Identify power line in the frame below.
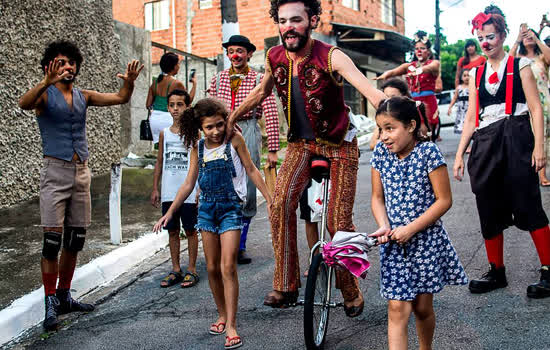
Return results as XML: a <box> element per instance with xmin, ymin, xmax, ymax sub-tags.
<box><xmin>442</xmin><ymin>0</ymin><xmax>464</xmax><ymax>12</ymax></box>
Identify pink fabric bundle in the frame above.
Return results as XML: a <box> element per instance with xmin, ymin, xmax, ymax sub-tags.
<box><xmin>322</xmin><ymin>231</ymin><xmax>376</xmax><ymax>279</ymax></box>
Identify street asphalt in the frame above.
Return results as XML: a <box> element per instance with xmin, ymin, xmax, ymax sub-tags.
<box><xmin>13</xmin><ymin>128</ymin><xmax>550</xmax><ymax>350</ymax></box>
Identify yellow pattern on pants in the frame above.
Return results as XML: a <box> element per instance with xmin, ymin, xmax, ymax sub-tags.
<box><xmin>270</xmin><ymin>138</ymin><xmax>361</xmax><ymax>301</ymax></box>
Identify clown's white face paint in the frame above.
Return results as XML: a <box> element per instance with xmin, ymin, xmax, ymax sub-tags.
<box><xmin>477</xmin><ymin>24</ymin><xmax>505</xmax><ymax>60</ymax></box>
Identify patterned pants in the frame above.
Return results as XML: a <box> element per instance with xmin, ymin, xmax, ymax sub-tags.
<box><xmin>270</xmin><ymin>138</ymin><xmax>361</xmax><ymax>301</ymax></box>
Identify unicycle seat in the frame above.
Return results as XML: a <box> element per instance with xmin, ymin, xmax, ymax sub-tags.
<box><xmin>311</xmin><ymin>156</ymin><xmax>330</xmax><ymax>182</ymax></box>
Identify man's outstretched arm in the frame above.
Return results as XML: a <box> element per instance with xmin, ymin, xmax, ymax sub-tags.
<box><xmin>83</xmin><ymin>60</ymin><xmax>144</xmax><ymax>107</ymax></box>
<box><xmin>331</xmin><ymin>49</ymin><xmax>387</xmax><ymax>109</ymax></box>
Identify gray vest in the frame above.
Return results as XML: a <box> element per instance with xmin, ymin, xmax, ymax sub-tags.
<box><xmin>37</xmin><ymin>85</ymin><xmax>89</xmax><ymax>161</ymax></box>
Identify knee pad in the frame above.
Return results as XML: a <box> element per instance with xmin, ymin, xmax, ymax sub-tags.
<box><xmin>63</xmin><ymin>227</ymin><xmax>87</xmax><ymax>252</ymax></box>
<box><xmin>42</xmin><ymin>231</ymin><xmax>62</xmax><ymax>260</ymax></box>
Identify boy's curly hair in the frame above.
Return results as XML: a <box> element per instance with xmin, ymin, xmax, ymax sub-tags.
<box><xmin>40</xmin><ymin>40</ymin><xmax>83</xmax><ymax>74</ymax></box>
<box><xmin>269</xmin><ymin>0</ymin><xmax>322</xmax><ymax>23</ymax></box>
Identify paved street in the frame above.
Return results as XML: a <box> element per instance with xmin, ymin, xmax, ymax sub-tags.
<box><xmin>17</xmin><ymin>129</ymin><xmax>550</xmax><ymax>350</ymax></box>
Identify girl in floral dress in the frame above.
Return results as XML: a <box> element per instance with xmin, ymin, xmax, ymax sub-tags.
<box><xmin>511</xmin><ymin>26</ymin><xmax>550</xmax><ymax>185</ymax></box>
<box><xmin>448</xmin><ymin>69</ymin><xmax>470</xmax><ymax>134</ymax></box>
<box><xmin>370</xmin><ymin>97</ymin><xmax>467</xmax><ymax>350</ymax></box>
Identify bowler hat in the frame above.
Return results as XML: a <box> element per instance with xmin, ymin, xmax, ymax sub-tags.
<box><xmin>222</xmin><ymin>35</ymin><xmax>256</xmax><ymax>52</ymax></box>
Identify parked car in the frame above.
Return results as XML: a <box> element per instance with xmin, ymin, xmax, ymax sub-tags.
<box><xmin>435</xmin><ymin>90</ymin><xmax>455</xmax><ymax>127</ymax></box>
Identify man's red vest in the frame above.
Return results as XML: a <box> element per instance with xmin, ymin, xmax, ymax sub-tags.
<box><xmin>267</xmin><ymin>40</ymin><xmax>350</xmax><ymax>146</ymax></box>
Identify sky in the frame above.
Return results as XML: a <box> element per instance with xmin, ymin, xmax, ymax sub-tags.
<box><xmin>404</xmin><ymin>0</ymin><xmax>550</xmax><ymax>46</ymax></box>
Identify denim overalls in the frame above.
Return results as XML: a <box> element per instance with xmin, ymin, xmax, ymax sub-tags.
<box><xmin>195</xmin><ymin>139</ymin><xmax>244</xmax><ymax>234</ymax></box>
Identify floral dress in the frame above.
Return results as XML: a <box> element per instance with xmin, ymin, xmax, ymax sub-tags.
<box><xmin>370</xmin><ymin>141</ymin><xmax>468</xmax><ymax>301</ymax></box>
<box><xmin>453</xmin><ymin>87</ymin><xmax>469</xmax><ymax>134</ymax></box>
<box><xmin>529</xmin><ymin>57</ymin><xmax>550</xmax><ymax>156</ymax></box>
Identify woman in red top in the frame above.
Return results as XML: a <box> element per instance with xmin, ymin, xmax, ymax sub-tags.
<box><xmin>455</xmin><ymin>40</ymin><xmax>486</xmax><ymax>88</ymax></box>
<box><xmin>377</xmin><ymin>31</ymin><xmax>441</xmax><ymax>141</ymax></box>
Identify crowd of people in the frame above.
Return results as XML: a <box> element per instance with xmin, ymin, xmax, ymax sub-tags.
<box><xmin>17</xmin><ymin>0</ymin><xmax>550</xmax><ymax>349</ymax></box>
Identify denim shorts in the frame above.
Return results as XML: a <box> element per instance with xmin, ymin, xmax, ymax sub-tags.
<box><xmin>196</xmin><ymin>199</ymin><xmax>244</xmax><ymax>234</ymax></box>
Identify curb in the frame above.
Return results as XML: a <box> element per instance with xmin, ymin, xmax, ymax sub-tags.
<box><xmin>0</xmin><ymin>231</ymin><xmax>169</xmax><ymax>347</ymax></box>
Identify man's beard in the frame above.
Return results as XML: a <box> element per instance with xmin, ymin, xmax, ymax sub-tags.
<box><xmin>60</xmin><ymin>72</ymin><xmax>77</xmax><ymax>84</ymax></box>
<box><xmin>281</xmin><ymin>26</ymin><xmax>310</xmax><ymax>52</ymax></box>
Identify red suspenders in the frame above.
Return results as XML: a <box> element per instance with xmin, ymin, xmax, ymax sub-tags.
<box><xmin>475</xmin><ymin>55</ymin><xmax>515</xmax><ymax>127</ymax></box>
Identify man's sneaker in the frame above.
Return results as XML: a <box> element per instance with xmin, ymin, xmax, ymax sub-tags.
<box><xmin>56</xmin><ymin>288</ymin><xmax>95</xmax><ymax>315</ymax></box>
<box><xmin>527</xmin><ymin>265</ymin><xmax>550</xmax><ymax>299</ymax></box>
<box><xmin>469</xmin><ymin>263</ymin><xmax>508</xmax><ymax>294</ymax></box>
<box><xmin>43</xmin><ymin>295</ymin><xmax>60</xmax><ymax>331</ymax></box>
<box><xmin>237</xmin><ymin>251</ymin><xmax>252</xmax><ymax>265</ymax></box>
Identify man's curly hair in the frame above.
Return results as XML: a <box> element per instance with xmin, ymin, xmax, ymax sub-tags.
<box><xmin>269</xmin><ymin>0</ymin><xmax>322</xmax><ymax>23</ymax></box>
<box><xmin>40</xmin><ymin>40</ymin><xmax>83</xmax><ymax>74</ymax></box>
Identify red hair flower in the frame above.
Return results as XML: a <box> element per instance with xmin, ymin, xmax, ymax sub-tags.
<box><xmin>471</xmin><ymin>12</ymin><xmax>492</xmax><ymax>34</ymax></box>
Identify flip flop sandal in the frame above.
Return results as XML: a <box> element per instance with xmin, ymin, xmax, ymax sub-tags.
<box><xmin>224</xmin><ymin>336</ymin><xmax>243</xmax><ymax>349</ymax></box>
<box><xmin>181</xmin><ymin>271</ymin><xmax>200</xmax><ymax>288</ymax></box>
<box><xmin>209</xmin><ymin>322</ymin><xmax>226</xmax><ymax>335</ymax></box>
<box><xmin>160</xmin><ymin>271</ymin><xmax>183</xmax><ymax>288</ymax></box>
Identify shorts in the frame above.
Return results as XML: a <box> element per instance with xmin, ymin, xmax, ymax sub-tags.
<box><xmin>196</xmin><ymin>199</ymin><xmax>243</xmax><ymax>234</ymax></box>
<box><xmin>161</xmin><ymin>202</ymin><xmax>198</xmax><ymax>231</ymax></box>
<box><xmin>467</xmin><ymin>115</ymin><xmax>549</xmax><ymax>238</ymax></box>
<box><xmin>40</xmin><ymin>157</ymin><xmax>91</xmax><ymax>228</ymax></box>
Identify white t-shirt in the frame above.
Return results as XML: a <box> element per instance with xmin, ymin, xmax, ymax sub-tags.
<box><xmin>161</xmin><ymin>128</ymin><xmax>197</xmax><ymax>203</ymax></box>
<box><xmin>469</xmin><ymin>54</ymin><xmax>531</xmax><ymax>129</ymax></box>
<box><xmin>202</xmin><ymin>142</ymin><xmax>247</xmax><ymax>202</ymax></box>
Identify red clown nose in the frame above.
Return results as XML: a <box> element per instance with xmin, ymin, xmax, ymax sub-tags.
<box><xmin>231</xmin><ymin>54</ymin><xmax>239</xmax><ymax>60</ymax></box>
<box><xmin>481</xmin><ymin>42</ymin><xmax>491</xmax><ymax>50</ymax></box>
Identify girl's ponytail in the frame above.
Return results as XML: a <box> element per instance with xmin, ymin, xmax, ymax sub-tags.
<box><xmin>180</xmin><ymin>106</ymin><xmax>201</xmax><ymax>148</ymax></box>
<box><xmin>376</xmin><ymin>97</ymin><xmax>430</xmax><ymax>142</ymax></box>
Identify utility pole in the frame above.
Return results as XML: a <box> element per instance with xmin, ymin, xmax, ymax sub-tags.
<box><xmin>434</xmin><ymin>0</ymin><xmax>441</xmax><ymax>59</ymax></box>
<box><xmin>221</xmin><ymin>0</ymin><xmax>240</xmax><ymax>69</ymax></box>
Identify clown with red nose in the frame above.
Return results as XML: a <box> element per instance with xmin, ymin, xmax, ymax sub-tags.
<box><xmin>454</xmin><ymin>7</ymin><xmax>550</xmax><ymax>300</ymax></box>
<box><xmin>208</xmin><ymin>35</ymin><xmax>281</xmax><ymax>266</ymax></box>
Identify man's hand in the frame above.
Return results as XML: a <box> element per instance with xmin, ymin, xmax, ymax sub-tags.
<box><xmin>117</xmin><ymin>60</ymin><xmax>144</xmax><ymax>83</ymax></box>
<box><xmin>190</xmin><ymin>75</ymin><xmax>197</xmax><ymax>85</ymax></box>
<box><xmin>224</xmin><ymin>113</ymin><xmax>240</xmax><ymax>143</ymax></box>
<box><xmin>267</xmin><ymin>151</ymin><xmax>278</xmax><ymax>168</ymax></box>
<box><xmin>44</xmin><ymin>59</ymin><xmax>70</xmax><ymax>86</ymax></box>
<box><xmin>374</xmin><ymin>71</ymin><xmax>391</xmax><ymax>81</ymax></box>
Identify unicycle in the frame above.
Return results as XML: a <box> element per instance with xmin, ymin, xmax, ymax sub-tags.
<box><xmin>303</xmin><ymin>156</ymin><xmax>335</xmax><ymax>350</ymax></box>
<box><xmin>302</xmin><ymin>156</ymin><xmax>378</xmax><ymax>350</ymax></box>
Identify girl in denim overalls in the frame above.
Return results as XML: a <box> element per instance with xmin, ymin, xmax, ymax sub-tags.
<box><xmin>154</xmin><ymin>98</ymin><xmax>272</xmax><ymax>349</ymax></box>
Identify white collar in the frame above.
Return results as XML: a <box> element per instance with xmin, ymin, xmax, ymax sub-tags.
<box><xmin>486</xmin><ymin>53</ymin><xmax>509</xmax><ymax>85</ymax></box>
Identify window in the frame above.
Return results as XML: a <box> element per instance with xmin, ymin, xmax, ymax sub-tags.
<box><xmin>145</xmin><ymin>0</ymin><xmax>170</xmax><ymax>31</ymax></box>
<box><xmin>381</xmin><ymin>0</ymin><xmax>395</xmax><ymax>26</ymax></box>
<box><xmin>342</xmin><ymin>0</ymin><xmax>360</xmax><ymax>11</ymax></box>
<box><xmin>199</xmin><ymin>0</ymin><xmax>212</xmax><ymax>9</ymax></box>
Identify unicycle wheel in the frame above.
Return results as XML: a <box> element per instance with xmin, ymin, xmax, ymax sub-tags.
<box><xmin>304</xmin><ymin>253</ymin><xmax>332</xmax><ymax>350</ymax></box>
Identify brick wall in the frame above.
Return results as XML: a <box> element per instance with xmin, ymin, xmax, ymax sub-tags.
<box><xmin>113</xmin><ymin>0</ymin><xmax>405</xmax><ymax>60</ymax></box>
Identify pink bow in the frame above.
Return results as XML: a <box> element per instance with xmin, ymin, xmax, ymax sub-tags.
<box><xmin>471</xmin><ymin>12</ymin><xmax>492</xmax><ymax>34</ymax></box>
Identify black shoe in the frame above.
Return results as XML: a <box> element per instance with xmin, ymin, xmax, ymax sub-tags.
<box><xmin>56</xmin><ymin>288</ymin><xmax>95</xmax><ymax>315</ymax></box>
<box><xmin>527</xmin><ymin>265</ymin><xmax>550</xmax><ymax>299</ymax></box>
<box><xmin>469</xmin><ymin>263</ymin><xmax>508</xmax><ymax>294</ymax></box>
<box><xmin>237</xmin><ymin>251</ymin><xmax>252</xmax><ymax>265</ymax></box>
<box><xmin>43</xmin><ymin>295</ymin><xmax>60</xmax><ymax>331</ymax></box>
